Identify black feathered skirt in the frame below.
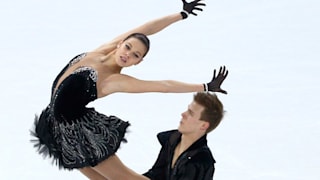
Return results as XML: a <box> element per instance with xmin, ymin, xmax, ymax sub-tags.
<box><xmin>30</xmin><ymin>106</ymin><xmax>130</xmax><ymax>170</ymax></box>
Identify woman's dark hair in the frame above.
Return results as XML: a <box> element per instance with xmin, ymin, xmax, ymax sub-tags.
<box><xmin>123</xmin><ymin>33</ymin><xmax>150</xmax><ymax>57</ymax></box>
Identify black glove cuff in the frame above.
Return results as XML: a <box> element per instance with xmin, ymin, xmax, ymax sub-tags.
<box><xmin>180</xmin><ymin>11</ymin><xmax>188</xmax><ymax>19</ymax></box>
<box><xmin>203</xmin><ymin>83</ymin><xmax>209</xmax><ymax>92</ymax></box>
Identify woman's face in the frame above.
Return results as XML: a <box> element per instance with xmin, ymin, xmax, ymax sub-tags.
<box><xmin>115</xmin><ymin>37</ymin><xmax>147</xmax><ymax>67</ymax></box>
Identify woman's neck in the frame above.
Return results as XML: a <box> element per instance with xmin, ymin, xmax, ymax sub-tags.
<box><xmin>101</xmin><ymin>50</ymin><xmax>122</xmax><ymax>74</ymax></box>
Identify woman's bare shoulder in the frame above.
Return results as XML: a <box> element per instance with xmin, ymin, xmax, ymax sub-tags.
<box><xmin>92</xmin><ymin>41</ymin><xmax>118</xmax><ymax>54</ymax></box>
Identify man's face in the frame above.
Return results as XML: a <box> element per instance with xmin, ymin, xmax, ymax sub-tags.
<box><xmin>178</xmin><ymin>100</ymin><xmax>207</xmax><ymax>135</ymax></box>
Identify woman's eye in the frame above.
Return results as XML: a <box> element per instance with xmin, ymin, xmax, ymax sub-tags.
<box><xmin>125</xmin><ymin>44</ymin><xmax>130</xmax><ymax>50</ymax></box>
<box><xmin>134</xmin><ymin>54</ymin><xmax>140</xmax><ymax>58</ymax></box>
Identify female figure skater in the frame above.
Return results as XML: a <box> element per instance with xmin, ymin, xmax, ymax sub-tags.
<box><xmin>31</xmin><ymin>0</ymin><xmax>227</xmax><ymax>179</ymax></box>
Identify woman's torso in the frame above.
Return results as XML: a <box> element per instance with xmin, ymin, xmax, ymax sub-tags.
<box><xmin>53</xmin><ymin>52</ymin><xmax>116</xmax><ymax>98</ymax></box>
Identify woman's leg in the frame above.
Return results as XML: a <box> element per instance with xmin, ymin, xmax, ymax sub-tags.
<box><xmin>79</xmin><ymin>167</ymin><xmax>108</xmax><ymax>180</ymax></box>
<box><xmin>92</xmin><ymin>155</ymin><xmax>149</xmax><ymax>180</ymax></box>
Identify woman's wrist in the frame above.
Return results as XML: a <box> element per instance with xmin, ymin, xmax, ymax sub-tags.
<box><xmin>180</xmin><ymin>10</ymin><xmax>189</xmax><ymax>19</ymax></box>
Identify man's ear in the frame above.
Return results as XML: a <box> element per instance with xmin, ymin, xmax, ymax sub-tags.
<box><xmin>200</xmin><ymin>121</ymin><xmax>209</xmax><ymax>131</ymax></box>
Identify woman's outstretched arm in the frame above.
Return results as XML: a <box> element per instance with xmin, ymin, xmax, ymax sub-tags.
<box><xmin>100</xmin><ymin>66</ymin><xmax>228</xmax><ymax>96</ymax></box>
<box><xmin>94</xmin><ymin>0</ymin><xmax>205</xmax><ymax>53</ymax></box>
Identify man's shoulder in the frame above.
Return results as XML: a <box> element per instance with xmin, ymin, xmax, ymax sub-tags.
<box><xmin>156</xmin><ymin>129</ymin><xmax>179</xmax><ymax>146</ymax></box>
<box><xmin>189</xmin><ymin>146</ymin><xmax>216</xmax><ymax>164</ymax></box>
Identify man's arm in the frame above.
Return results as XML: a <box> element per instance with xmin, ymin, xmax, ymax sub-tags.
<box><xmin>143</xmin><ymin>131</ymin><xmax>176</xmax><ymax>180</ymax></box>
<box><xmin>143</xmin><ymin>145</ymin><xmax>168</xmax><ymax>180</ymax></box>
<box><xmin>204</xmin><ymin>165</ymin><xmax>215</xmax><ymax>180</ymax></box>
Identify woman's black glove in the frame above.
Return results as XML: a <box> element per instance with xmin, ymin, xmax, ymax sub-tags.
<box><xmin>181</xmin><ymin>0</ymin><xmax>206</xmax><ymax>19</ymax></box>
<box><xmin>204</xmin><ymin>66</ymin><xmax>228</xmax><ymax>94</ymax></box>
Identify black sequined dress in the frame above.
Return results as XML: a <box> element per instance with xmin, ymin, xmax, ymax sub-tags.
<box><xmin>31</xmin><ymin>53</ymin><xmax>130</xmax><ymax>169</ymax></box>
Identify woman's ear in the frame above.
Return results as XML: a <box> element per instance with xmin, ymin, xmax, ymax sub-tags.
<box><xmin>134</xmin><ymin>59</ymin><xmax>143</xmax><ymax>65</ymax></box>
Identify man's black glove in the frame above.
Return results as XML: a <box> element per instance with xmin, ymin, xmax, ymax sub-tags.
<box><xmin>204</xmin><ymin>66</ymin><xmax>228</xmax><ymax>94</ymax></box>
<box><xmin>181</xmin><ymin>0</ymin><xmax>206</xmax><ymax>19</ymax></box>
